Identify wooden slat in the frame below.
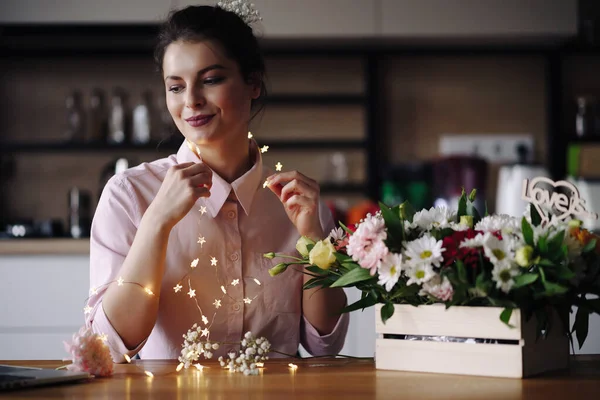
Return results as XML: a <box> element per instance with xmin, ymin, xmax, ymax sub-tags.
<box><xmin>375</xmin><ymin>304</ymin><xmax>522</xmax><ymax>340</ymax></box>
<box><xmin>0</xmin><ymin>239</ymin><xmax>90</xmax><ymax>255</ymax></box>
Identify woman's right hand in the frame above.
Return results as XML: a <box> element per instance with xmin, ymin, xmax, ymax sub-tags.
<box><xmin>147</xmin><ymin>162</ymin><xmax>212</xmax><ymax>229</ymax></box>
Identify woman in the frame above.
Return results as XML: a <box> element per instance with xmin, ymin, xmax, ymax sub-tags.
<box><xmin>86</xmin><ymin>3</ymin><xmax>348</xmax><ymax>362</ymax></box>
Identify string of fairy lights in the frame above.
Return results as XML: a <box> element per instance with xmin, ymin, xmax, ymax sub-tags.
<box><xmin>83</xmin><ymin>132</ymin><xmax>300</xmax><ymax>376</ymax></box>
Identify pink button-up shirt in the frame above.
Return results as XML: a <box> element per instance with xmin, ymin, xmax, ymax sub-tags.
<box><xmin>86</xmin><ymin>141</ymin><xmax>349</xmax><ymax>362</ymax></box>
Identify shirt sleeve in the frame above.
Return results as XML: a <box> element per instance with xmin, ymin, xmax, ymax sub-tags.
<box><xmin>299</xmin><ymin>200</ymin><xmax>350</xmax><ymax>356</ymax></box>
<box><xmin>85</xmin><ymin>175</ymin><xmax>146</xmax><ymax>363</ymax></box>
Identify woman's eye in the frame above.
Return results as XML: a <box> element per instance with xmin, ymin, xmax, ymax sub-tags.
<box><xmin>204</xmin><ymin>77</ymin><xmax>225</xmax><ymax>85</ymax></box>
<box><xmin>168</xmin><ymin>86</ymin><xmax>183</xmax><ymax>93</ymax></box>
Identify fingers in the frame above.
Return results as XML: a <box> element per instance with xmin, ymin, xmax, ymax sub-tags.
<box><xmin>267</xmin><ymin>171</ymin><xmax>319</xmax><ymax>192</ymax></box>
<box><xmin>193</xmin><ymin>186</ymin><xmax>211</xmax><ymax>198</ymax></box>
<box><xmin>189</xmin><ymin>171</ymin><xmax>213</xmax><ymax>189</ymax></box>
<box><xmin>285</xmin><ymin>194</ymin><xmax>316</xmax><ymax>212</ymax></box>
<box><xmin>280</xmin><ymin>179</ymin><xmax>317</xmax><ymax>203</ymax></box>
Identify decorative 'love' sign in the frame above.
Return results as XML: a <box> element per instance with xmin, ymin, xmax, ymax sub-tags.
<box><xmin>521</xmin><ymin>177</ymin><xmax>598</xmax><ymax>225</ymax></box>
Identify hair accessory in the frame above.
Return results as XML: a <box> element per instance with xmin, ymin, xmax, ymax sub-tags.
<box><xmin>216</xmin><ymin>0</ymin><xmax>262</xmax><ymax>25</ymax></box>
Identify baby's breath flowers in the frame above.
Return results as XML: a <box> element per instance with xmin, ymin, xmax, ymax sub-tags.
<box><xmin>178</xmin><ymin>324</ymin><xmax>220</xmax><ymax>370</ymax></box>
<box><xmin>218</xmin><ymin>332</ymin><xmax>271</xmax><ymax>376</ymax></box>
<box><xmin>217</xmin><ymin>0</ymin><xmax>262</xmax><ymax>25</ymax></box>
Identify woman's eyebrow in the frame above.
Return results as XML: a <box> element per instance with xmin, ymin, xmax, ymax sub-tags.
<box><xmin>165</xmin><ymin>64</ymin><xmax>227</xmax><ymax>81</ymax></box>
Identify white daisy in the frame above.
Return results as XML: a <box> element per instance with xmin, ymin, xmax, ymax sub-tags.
<box><xmin>411</xmin><ymin>207</ymin><xmax>456</xmax><ymax>231</ymax></box>
<box><xmin>328</xmin><ymin>227</ymin><xmax>346</xmax><ymax>242</ymax></box>
<box><xmin>377</xmin><ymin>253</ymin><xmax>403</xmax><ymax>292</ymax></box>
<box><xmin>491</xmin><ymin>262</ymin><xmax>519</xmax><ymax>293</ymax></box>
<box><xmin>483</xmin><ymin>234</ymin><xmax>515</xmax><ymax>265</ymax></box>
<box><xmin>406</xmin><ymin>263</ymin><xmax>435</xmax><ymax>286</ymax></box>
<box><xmin>475</xmin><ymin>214</ymin><xmax>521</xmax><ymax>234</ymax></box>
<box><xmin>404</xmin><ymin>235</ymin><xmax>445</xmax><ymax>268</ymax></box>
<box><xmin>449</xmin><ymin>221</ymin><xmax>470</xmax><ymax>231</ymax></box>
<box><xmin>459</xmin><ymin>232</ymin><xmax>487</xmax><ymax>248</ymax></box>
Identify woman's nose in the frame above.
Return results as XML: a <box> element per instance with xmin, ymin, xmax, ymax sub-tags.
<box><xmin>185</xmin><ymin>87</ymin><xmax>206</xmax><ymax>109</ymax></box>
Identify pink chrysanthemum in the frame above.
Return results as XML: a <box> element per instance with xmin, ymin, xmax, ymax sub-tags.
<box><xmin>64</xmin><ymin>327</ymin><xmax>114</xmax><ymax>377</ymax></box>
<box><xmin>346</xmin><ymin>214</ymin><xmax>388</xmax><ymax>275</ymax></box>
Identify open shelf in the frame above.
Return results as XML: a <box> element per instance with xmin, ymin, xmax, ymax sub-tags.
<box><xmin>0</xmin><ymin>139</ymin><xmax>368</xmax><ymax>153</ymax></box>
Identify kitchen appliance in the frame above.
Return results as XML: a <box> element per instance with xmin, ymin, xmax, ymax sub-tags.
<box><xmin>431</xmin><ymin>156</ymin><xmax>488</xmax><ymax>212</ymax></box>
<box><xmin>495</xmin><ymin>145</ymin><xmax>550</xmax><ymax>218</ymax></box>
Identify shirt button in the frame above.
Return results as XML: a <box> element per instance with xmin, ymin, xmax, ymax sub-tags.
<box><xmin>230</xmin><ymin>253</ymin><xmax>239</xmax><ymax>262</ymax></box>
<box><xmin>227</xmin><ymin>210</ymin><xmax>236</xmax><ymax>219</ymax></box>
<box><xmin>233</xmin><ymin>303</ymin><xmax>241</xmax><ymax>311</ymax></box>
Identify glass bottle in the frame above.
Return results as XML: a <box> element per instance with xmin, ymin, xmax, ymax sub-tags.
<box><xmin>108</xmin><ymin>89</ymin><xmax>127</xmax><ymax>144</ymax></box>
<box><xmin>88</xmin><ymin>88</ymin><xmax>108</xmax><ymax>143</ymax></box>
<box><xmin>575</xmin><ymin>96</ymin><xmax>593</xmax><ymax>138</ymax></box>
<box><xmin>132</xmin><ymin>91</ymin><xmax>153</xmax><ymax>145</ymax></box>
<box><xmin>65</xmin><ymin>90</ymin><xmax>85</xmax><ymax>142</ymax></box>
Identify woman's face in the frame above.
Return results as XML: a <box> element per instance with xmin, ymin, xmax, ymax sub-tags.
<box><xmin>162</xmin><ymin>40</ymin><xmax>260</xmax><ymax>147</ymax></box>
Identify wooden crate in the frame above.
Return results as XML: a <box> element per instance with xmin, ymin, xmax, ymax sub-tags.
<box><xmin>375</xmin><ymin>304</ymin><xmax>569</xmax><ymax>378</ymax></box>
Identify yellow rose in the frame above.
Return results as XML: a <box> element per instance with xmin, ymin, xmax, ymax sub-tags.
<box><xmin>308</xmin><ymin>240</ymin><xmax>336</xmax><ymax>270</ymax></box>
<box><xmin>515</xmin><ymin>245</ymin><xmax>534</xmax><ymax>267</ymax></box>
<box><xmin>296</xmin><ymin>236</ymin><xmax>314</xmax><ymax>258</ymax></box>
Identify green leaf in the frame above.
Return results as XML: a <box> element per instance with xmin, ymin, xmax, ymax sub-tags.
<box><xmin>468</xmin><ymin>188</ymin><xmax>477</xmax><ymax>202</ymax></box>
<box><xmin>574</xmin><ymin>306</ymin><xmax>590</xmax><ymax>349</ymax></box>
<box><xmin>500</xmin><ymin>308</ymin><xmax>515</xmax><ymax>328</ymax></box>
<box><xmin>399</xmin><ymin>201</ymin><xmax>416</xmax><ymax>223</ymax></box>
<box><xmin>341</xmin><ymin>294</ymin><xmax>379</xmax><ymax>313</ymax></box>
<box><xmin>513</xmin><ymin>273</ymin><xmax>539</xmax><ymax>288</ymax></box>
<box><xmin>521</xmin><ymin>217</ymin><xmax>534</xmax><ymax>246</ymax></box>
<box><xmin>457</xmin><ymin>189</ymin><xmax>467</xmax><ymax>219</ymax></box>
<box><xmin>330</xmin><ymin>267</ymin><xmax>373</xmax><ymax>288</ymax></box>
<box><xmin>542</xmin><ymin>280</ymin><xmax>569</xmax><ymax>296</ymax></box>
<box><xmin>466</xmin><ymin>201</ymin><xmax>482</xmax><ymax>223</ymax></box>
<box><xmin>456</xmin><ymin>260</ymin><xmax>468</xmax><ymax>284</ymax></box>
<box><xmin>583</xmin><ymin>238</ymin><xmax>597</xmax><ymax>253</ymax></box>
<box><xmin>484</xmin><ymin>201</ymin><xmax>489</xmax><ymax>217</ymax></box>
<box><xmin>380</xmin><ymin>302</ymin><xmax>395</xmax><ymax>324</ymax></box>
<box><xmin>338</xmin><ymin>221</ymin><xmax>355</xmax><ymax>236</ymax></box>
<box><xmin>379</xmin><ymin>202</ymin><xmax>404</xmax><ymax>243</ymax></box>
<box><xmin>554</xmin><ymin>264</ymin><xmax>576</xmax><ymax>281</ymax></box>
<box><xmin>334</xmin><ymin>252</ymin><xmax>353</xmax><ymax>264</ymax></box>
<box><xmin>530</xmin><ymin>203</ymin><xmax>542</xmax><ymax>227</ymax></box>
<box><xmin>537</xmin><ymin>258</ymin><xmax>556</xmax><ymax>267</ymax></box>
<box><xmin>538</xmin><ymin>235</ymin><xmax>549</xmax><ymax>255</ymax></box>
<box><xmin>306</xmin><ymin>265</ymin><xmax>330</xmax><ymax>276</ymax></box>
<box><xmin>303</xmin><ymin>277</ymin><xmax>327</xmax><ymax>290</ymax></box>
<box><xmin>475</xmin><ymin>271</ymin><xmax>490</xmax><ymax>295</ymax></box>
<box><xmin>548</xmin><ymin>231</ymin><xmax>566</xmax><ymax>253</ymax></box>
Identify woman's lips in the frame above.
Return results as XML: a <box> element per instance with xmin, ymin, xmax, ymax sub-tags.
<box><xmin>185</xmin><ymin>115</ymin><xmax>214</xmax><ymax>128</ymax></box>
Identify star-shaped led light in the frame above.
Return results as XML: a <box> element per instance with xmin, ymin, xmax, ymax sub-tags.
<box><xmin>188</xmin><ymin>288</ymin><xmax>196</xmax><ymax>298</ymax></box>
<box><xmin>200</xmin><ymin>328</ymin><xmax>209</xmax><ymax>337</ymax></box>
<box><xmin>253</xmin><ymin>278</ymin><xmax>261</xmax><ymax>286</ymax></box>
<box><xmin>221</xmin><ymin>285</ymin><xmax>227</xmax><ymax>294</ymax></box>
<box><xmin>98</xmin><ymin>333</ymin><xmax>108</xmax><ymax>342</ymax></box>
<box><xmin>190</xmin><ymin>258</ymin><xmax>199</xmax><ymax>268</ymax></box>
<box><xmin>144</xmin><ymin>287</ymin><xmax>154</xmax><ymax>296</ymax></box>
<box><xmin>197</xmin><ymin>236</ymin><xmax>206</xmax><ymax>247</ymax></box>
<box><xmin>145</xmin><ymin>371</ymin><xmax>154</xmax><ymax>378</ymax></box>
<box><xmin>243</xmin><ymin>298</ymin><xmax>252</xmax><ymax>304</ymax></box>
<box><xmin>213</xmin><ymin>299</ymin><xmax>221</xmax><ymax>308</ymax></box>
<box><xmin>210</xmin><ymin>257</ymin><xmax>218</xmax><ymax>266</ymax></box>
<box><xmin>202</xmin><ymin>315</ymin><xmax>209</xmax><ymax>325</ymax></box>
<box><xmin>275</xmin><ymin>162</ymin><xmax>283</xmax><ymax>172</ymax></box>
<box><xmin>231</xmin><ymin>279</ymin><xmax>240</xmax><ymax>286</ymax></box>
<box><xmin>117</xmin><ymin>277</ymin><xmax>124</xmax><ymax>286</ymax></box>
<box><xmin>124</xmin><ymin>354</ymin><xmax>132</xmax><ymax>363</ymax></box>
<box><xmin>195</xmin><ymin>364</ymin><xmax>204</xmax><ymax>371</ymax></box>
<box><xmin>83</xmin><ymin>305</ymin><xmax>93</xmax><ymax>314</ymax></box>
<box><xmin>174</xmin><ymin>283</ymin><xmax>182</xmax><ymax>293</ymax></box>
<box><xmin>90</xmin><ymin>287</ymin><xmax>98</xmax><ymax>295</ymax></box>
<box><xmin>248</xmin><ymin>132</ymin><xmax>253</xmax><ymax>139</ymax></box>
<box><xmin>263</xmin><ymin>180</ymin><xmax>269</xmax><ymax>189</ymax></box>
<box><xmin>199</xmin><ymin>206</ymin><xmax>207</xmax><ymax>215</ymax></box>
<box><xmin>260</xmin><ymin>145</ymin><xmax>269</xmax><ymax>153</ymax></box>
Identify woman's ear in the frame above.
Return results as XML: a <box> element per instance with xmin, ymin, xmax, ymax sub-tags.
<box><xmin>248</xmin><ymin>73</ymin><xmax>262</xmax><ymax>99</ymax></box>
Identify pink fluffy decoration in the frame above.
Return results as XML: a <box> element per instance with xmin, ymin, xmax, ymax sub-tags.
<box><xmin>63</xmin><ymin>327</ymin><xmax>114</xmax><ymax>377</ymax></box>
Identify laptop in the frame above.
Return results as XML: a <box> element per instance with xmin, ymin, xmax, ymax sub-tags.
<box><xmin>0</xmin><ymin>364</ymin><xmax>91</xmax><ymax>391</ymax></box>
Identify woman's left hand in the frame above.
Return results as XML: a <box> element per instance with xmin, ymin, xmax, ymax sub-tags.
<box><xmin>266</xmin><ymin>171</ymin><xmax>324</xmax><ymax>240</ymax></box>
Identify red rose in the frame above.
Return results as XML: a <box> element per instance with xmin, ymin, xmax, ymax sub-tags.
<box><xmin>442</xmin><ymin>229</ymin><xmax>482</xmax><ymax>269</ymax></box>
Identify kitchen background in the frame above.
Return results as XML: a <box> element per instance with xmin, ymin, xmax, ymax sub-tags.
<box><xmin>1</xmin><ymin>0</ymin><xmax>600</xmax><ymax>359</ymax></box>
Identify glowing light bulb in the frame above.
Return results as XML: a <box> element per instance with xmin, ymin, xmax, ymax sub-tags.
<box><xmin>288</xmin><ymin>363</ymin><xmax>298</xmax><ymax>370</ymax></box>
<box><xmin>190</xmin><ymin>258</ymin><xmax>199</xmax><ymax>268</ymax></box>
<box><xmin>144</xmin><ymin>287</ymin><xmax>154</xmax><ymax>296</ymax></box>
<box><xmin>248</xmin><ymin>132</ymin><xmax>253</xmax><ymax>139</ymax></box>
<box><xmin>243</xmin><ymin>298</ymin><xmax>252</xmax><ymax>304</ymax></box>
<box><xmin>117</xmin><ymin>277</ymin><xmax>124</xmax><ymax>286</ymax></box>
<box><xmin>145</xmin><ymin>371</ymin><xmax>154</xmax><ymax>378</ymax></box>
<box><xmin>124</xmin><ymin>354</ymin><xmax>132</xmax><ymax>363</ymax></box>
<box><xmin>221</xmin><ymin>285</ymin><xmax>227</xmax><ymax>294</ymax></box>
<box><xmin>213</xmin><ymin>299</ymin><xmax>222</xmax><ymax>308</ymax></box>
<box><xmin>195</xmin><ymin>364</ymin><xmax>204</xmax><ymax>371</ymax></box>
<box><xmin>231</xmin><ymin>279</ymin><xmax>240</xmax><ymax>286</ymax></box>
<box><xmin>275</xmin><ymin>162</ymin><xmax>283</xmax><ymax>172</ymax></box>
<box><xmin>174</xmin><ymin>284</ymin><xmax>182</xmax><ymax>293</ymax></box>
<box><xmin>260</xmin><ymin>145</ymin><xmax>269</xmax><ymax>153</ymax></box>
<box><xmin>197</xmin><ymin>236</ymin><xmax>206</xmax><ymax>246</ymax></box>
<box><xmin>202</xmin><ymin>315</ymin><xmax>209</xmax><ymax>325</ymax></box>
<box><xmin>253</xmin><ymin>278</ymin><xmax>261</xmax><ymax>286</ymax></box>
<box><xmin>176</xmin><ymin>363</ymin><xmax>184</xmax><ymax>372</ymax></box>
<box><xmin>83</xmin><ymin>305</ymin><xmax>93</xmax><ymax>314</ymax></box>
<box><xmin>199</xmin><ymin>206</ymin><xmax>207</xmax><ymax>215</ymax></box>
<box><xmin>211</xmin><ymin>257</ymin><xmax>218</xmax><ymax>266</ymax></box>
<box><xmin>188</xmin><ymin>288</ymin><xmax>196</xmax><ymax>298</ymax></box>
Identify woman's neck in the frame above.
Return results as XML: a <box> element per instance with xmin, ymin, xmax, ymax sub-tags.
<box><xmin>192</xmin><ymin>138</ymin><xmax>252</xmax><ymax>183</ymax></box>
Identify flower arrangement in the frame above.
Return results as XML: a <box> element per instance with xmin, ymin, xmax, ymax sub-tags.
<box><xmin>63</xmin><ymin>327</ymin><xmax>113</xmax><ymax>377</ymax></box>
<box><xmin>267</xmin><ymin>189</ymin><xmax>600</xmax><ymax>348</ymax></box>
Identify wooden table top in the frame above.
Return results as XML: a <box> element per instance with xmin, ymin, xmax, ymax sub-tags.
<box><xmin>1</xmin><ymin>356</ymin><xmax>599</xmax><ymax>399</ymax></box>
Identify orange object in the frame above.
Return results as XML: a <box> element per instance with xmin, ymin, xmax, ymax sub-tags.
<box><xmin>346</xmin><ymin>200</ymin><xmax>380</xmax><ymax>228</ymax></box>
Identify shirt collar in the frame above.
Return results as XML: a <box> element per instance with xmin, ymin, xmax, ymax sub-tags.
<box><xmin>176</xmin><ymin>140</ymin><xmax>264</xmax><ymax>218</ymax></box>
